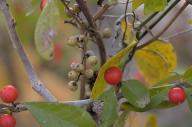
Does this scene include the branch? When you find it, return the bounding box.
[138,0,180,40]
[137,1,188,49]
[76,0,107,65]
[93,4,110,22]
[0,0,57,102]
[0,99,95,113]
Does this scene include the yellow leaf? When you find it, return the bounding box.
[135,40,177,86]
[132,0,144,10]
[187,19,192,25]
[145,114,158,127]
[120,18,136,45]
[91,41,137,99]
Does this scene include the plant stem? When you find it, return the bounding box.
[76,0,107,65]
[80,40,87,100]
[0,99,94,113]
[139,0,180,40]
[0,0,57,102]
[137,1,188,49]
[93,4,110,22]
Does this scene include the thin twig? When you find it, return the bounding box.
[0,99,94,113]
[139,0,180,40]
[80,35,87,100]
[93,4,110,22]
[0,0,57,102]
[137,1,188,49]
[61,0,84,28]
[164,28,192,40]
[76,0,107,65]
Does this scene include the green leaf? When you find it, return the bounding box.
[132,0,144,10]
[155,74,182,86]
[144,0,167,14]
[121,80,150,108]
[120,84,175,112]
[183,66,192,84]
[25,102,96,127]
[35,0,59,60]
[91,41,137,99]
[148,85,171,108]
[99,88,118,127]
[113,111,129,127]
[186,88,192,112]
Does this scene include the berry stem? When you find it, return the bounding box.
[0,0,57,102]
[80,35,87,100]
[75,0,107,65]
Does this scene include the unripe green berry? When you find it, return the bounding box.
[87,56,98,66]
[85,69,94,79]
[75,63,84,72]
[67,36,77,47]
[102,28,112,38]
[68,70,78,80]
[68,81,78,91]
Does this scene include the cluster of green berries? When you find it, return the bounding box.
[0,85,18,127]
[66,34,98,93]
[67,55,98,92]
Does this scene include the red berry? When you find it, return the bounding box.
[53,43,63,64]
[168,86,186,104]
[40,0,47,11]
[104,66,122,85]
[0,114,16,127]
[0,85,18,103]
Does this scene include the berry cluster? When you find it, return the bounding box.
[66,34,98,97]
[0,85,18,127]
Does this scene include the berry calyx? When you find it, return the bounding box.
[0,85,18,103]
[68,70,78,80]
[40,0,47,11]
[75,63,84,72]
[104,66,122,85]
[68,81,78,91]
[0,114,16,127]
[168,86,186,104]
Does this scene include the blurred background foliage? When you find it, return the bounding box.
[0,0,192,126]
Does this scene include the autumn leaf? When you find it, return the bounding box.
[145,114,158,127]
[120,17,136,45]
[135,40,177,86]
